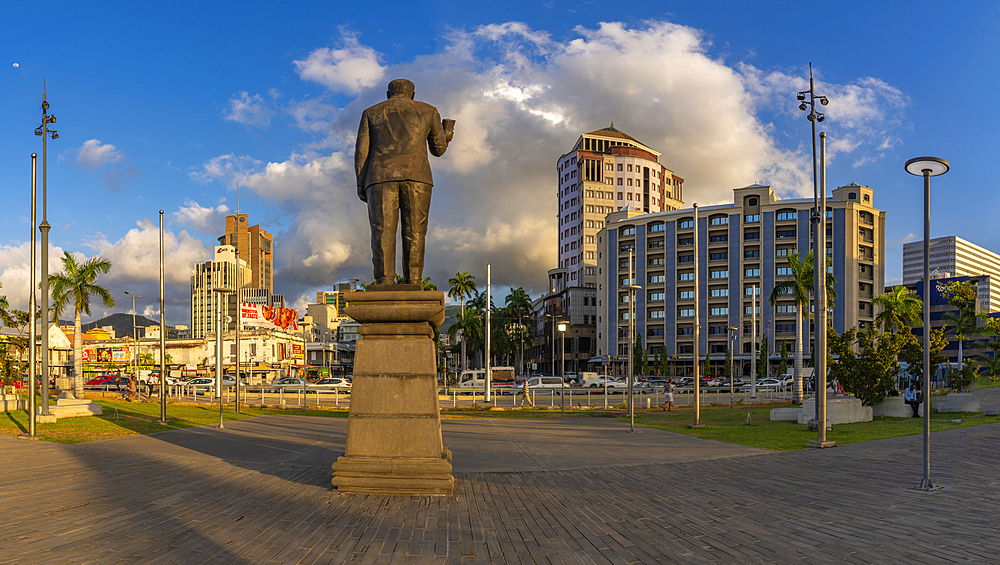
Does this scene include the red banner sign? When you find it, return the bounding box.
[239,303,298,331]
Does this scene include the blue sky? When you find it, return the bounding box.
[1,1,997,325]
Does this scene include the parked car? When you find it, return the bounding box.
[740,378,783,392]
[184,377,216,394]
[267,377,307,391]
[86,374,119,386]
[313,377,352,392]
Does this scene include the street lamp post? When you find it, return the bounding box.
[906,155,949,491]
[212,287,234,429]
[728,325,739,408]
[23,154,39,438]
[35,83,58,413]
[809,132,836,447]
[158,211,167,424]
[558,321,567,413]
[626,248,642,432]
[689,203,704,429]
[797,63,829,409]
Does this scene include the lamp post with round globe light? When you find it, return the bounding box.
[906,156,949,492]
[35,83,58,413]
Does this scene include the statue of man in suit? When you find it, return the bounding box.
[355,78,454,286]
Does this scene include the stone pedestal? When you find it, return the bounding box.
[331,287,455,496]
[798,396,872,425]
[936,392,981,413]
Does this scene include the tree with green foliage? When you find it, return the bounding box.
[632,333,648,377]
[768,250,837,403]
[49,252,115,398]
[828,325,907,406]
[898,326,949,388]
[938,279,980,385]
[658,351,670,377]
[723,348,732,379]
[777,340,789,377]
[447,272,477,372]
[873,285,923,332]
[757,335,769,380]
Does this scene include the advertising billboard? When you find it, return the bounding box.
[291,343,303,360]
[240,303,298,331]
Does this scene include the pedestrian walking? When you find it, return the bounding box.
[517,380,534,407]
[662,378,674,411]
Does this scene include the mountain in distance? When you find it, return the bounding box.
[76,312,160,339]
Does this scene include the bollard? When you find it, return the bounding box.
[261,387,265,405]
[453,391,457,408]
[646,397,650,409]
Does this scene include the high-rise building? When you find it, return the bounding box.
[902,235,1000,313]
[218,213,274,293]
[557,124,685,289]
[190,245,252,339]
[596,182,885,375]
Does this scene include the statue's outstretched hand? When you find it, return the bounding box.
[358,185,368,203]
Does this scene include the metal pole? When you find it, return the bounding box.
[560,324,565,413]
[26,154,38,437]
[921,170,932,488]
[628,250,634,432]
[159,211,167,423]
[814,132,831,446]
[39,88,52,413]
[691,203,703,428]
[751,284,757,398]
[485,264,491,403]
[235,247,241,414]
[215,290,224,429]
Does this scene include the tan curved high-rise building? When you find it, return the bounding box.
[556,124,684,288]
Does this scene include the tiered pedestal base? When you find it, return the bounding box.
[331,287,455,496]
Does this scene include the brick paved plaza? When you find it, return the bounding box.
[1,415,997,564]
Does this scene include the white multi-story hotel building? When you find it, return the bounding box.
[596,182,885,374]
[190,245,252,339]
[557,124,685,289]
[902,235,1000,313]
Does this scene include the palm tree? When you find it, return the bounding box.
[447,272,477,373]
[49,252,115,398]
[769,250,836,403]
[873,285,923,333]
[505,287,532,376]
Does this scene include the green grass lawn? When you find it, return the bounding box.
[622,400,1000,451]
[1,400,348,444]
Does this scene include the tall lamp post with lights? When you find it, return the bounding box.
[906,155,949,491]
[797,64,835,447]
[35,84,58,413]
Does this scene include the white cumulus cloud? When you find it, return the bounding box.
[195,20,908,302]
[224,91,274,128]
[293,30,385,94]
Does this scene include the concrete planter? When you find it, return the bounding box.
[872,395,924,418]
[798,396,871,425]
[935,392,981,413]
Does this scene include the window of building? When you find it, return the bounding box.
[586,236,594,243]
[744,214,761,223]
[710,287,728,298]
[649,223,665,233]
[745,267,760,277]
[775,247,795,257]
[648,239,664,249]
[864,194,870,203]
[710,269,728,279]
[745,248,760,259]
[650,291,665,301]
[748,197,758,207]
[678,327,694,336]
[710,251,728,261]
[627,164,633,172]
[620,244,634,253]
[620,226,635,236]
[849,192,857,200]
[648,328,664,337]
[710,216,729,226]
[776,229,796,239]
[679,219,694,229]
[627,192,633,200]
[678,272,694,281]
[744,230,760,241]
[744,306,761,315]
[620,276,635,286]
[649,274,665,283]
[710,307,729,316]
[775,211,797,221]
[649,310,665,319]
[585,251,594,259]
[678,254,694,263]
[678,236,694,246]
[618,191,623,199]
[776,267,792,276]
[679,345,694,354]
[617,164,623,171]
[678,290,694,299]
[709,234,728,243]
[775,304,797,314]
[679,308,694,318]
[711,344,727,353]
[648,257,665,267]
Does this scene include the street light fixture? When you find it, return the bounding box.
[906,155,949,491]
[212,286,235,429]
[558,321,567,413]
[36,82,58,414]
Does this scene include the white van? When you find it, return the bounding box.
[579,372,603,387]
[456,367,515,388]
[526,376,564,390]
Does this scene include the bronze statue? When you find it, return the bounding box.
[355,79,454,285]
